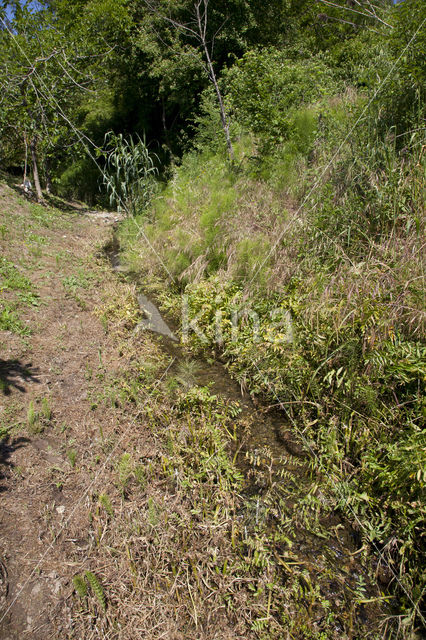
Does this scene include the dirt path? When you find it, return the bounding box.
[0,184,126,638]
[0,182,387,640]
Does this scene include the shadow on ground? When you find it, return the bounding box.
[0,434,30,492]
[6,179,93,214]
[0,359,40,395]
[43,193,94,213]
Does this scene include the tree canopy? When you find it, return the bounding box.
[0,0,423,199]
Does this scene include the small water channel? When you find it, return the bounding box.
[105,233,389,636]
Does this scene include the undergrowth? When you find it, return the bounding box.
[117,82,425,636]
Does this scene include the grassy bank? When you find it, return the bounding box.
[117,84,425,634]
[0,179,388,639]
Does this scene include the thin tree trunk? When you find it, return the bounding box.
[202,43,234,162]
[23,134,28,183]
[161,97,174,165]
[145,0,235,162]
[44,156,52,194]
[195,1,234,162]
[30,137,43,202]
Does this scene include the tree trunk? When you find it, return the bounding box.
[161,97,175,166]
[44,157,52,194]
[203,44,234,162]
[146,0,235,163]
[23,134,28,183]
[195,1,234,162]
[30,137,43,202]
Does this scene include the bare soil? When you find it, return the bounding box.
[0,183,126,638]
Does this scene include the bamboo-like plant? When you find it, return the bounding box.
[102,131,158,217]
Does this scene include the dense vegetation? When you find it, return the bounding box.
[1,0,425,636]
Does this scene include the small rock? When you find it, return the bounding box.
[56,505,65,515]
[276,426,307,458]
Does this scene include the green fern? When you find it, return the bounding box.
[72,574,87,598]
[85,570,106,611]
[367,337,426,386]
[98,493,114,516]
[41,397,52,421]
[27,400,37,427]
[117,452,132,489]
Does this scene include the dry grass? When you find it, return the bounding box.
[113,141,425,638]
[66,268,386,640]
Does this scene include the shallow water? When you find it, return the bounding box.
[105,234,388,635]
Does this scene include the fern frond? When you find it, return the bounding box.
[99,493,114,516]
[72,574,87,598]
[85,571,106,611]
[118,452,132,488]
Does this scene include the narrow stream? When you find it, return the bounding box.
[105,233,388,636]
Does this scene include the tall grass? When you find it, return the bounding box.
[118,85,426,634]
[102,132,158,216]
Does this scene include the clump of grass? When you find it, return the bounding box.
[95,281,141,333]
[26,396,53,433]
[62,269,95,309]
[0,305,31,336]
[41,397,51,421]
[174,359,200,389]
[98,493,114,517]
[0,255,39,329]
[0,224,8,240]
[27,400,37,427]
[233,235,272,289]
[0,256,32,292]
[67,448,77,468]
[28,202,59,228]
[62,269,93,294]
[17,291,41,307]
[117,452,132,492]
[134,464,146,488]
[27,400,43,433]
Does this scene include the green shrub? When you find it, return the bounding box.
[226,49,339,149]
